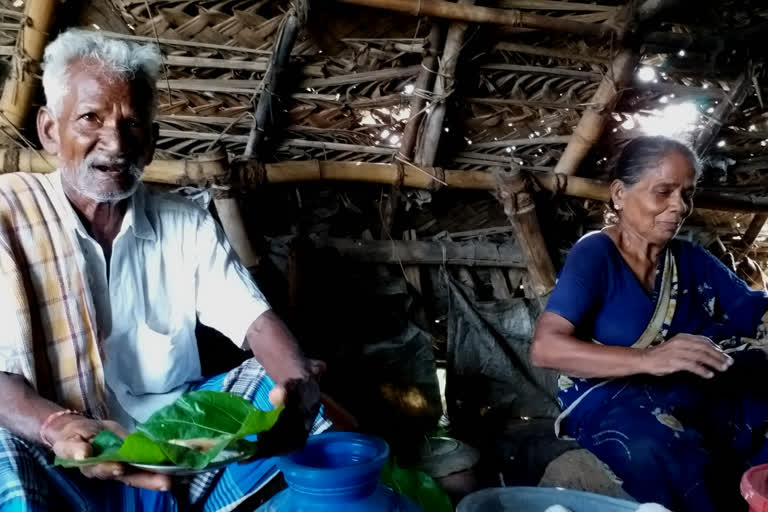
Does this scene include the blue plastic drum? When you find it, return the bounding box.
[257,432,422,512]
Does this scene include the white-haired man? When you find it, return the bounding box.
[0,29,330,511]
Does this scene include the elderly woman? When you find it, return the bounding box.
[532,136,768,512]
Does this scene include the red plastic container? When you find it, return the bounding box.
[742,464,768,512]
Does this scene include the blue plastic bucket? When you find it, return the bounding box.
[457,487,638,512]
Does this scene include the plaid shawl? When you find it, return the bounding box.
[0,172,107,418]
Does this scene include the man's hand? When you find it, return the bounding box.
[641,334,734,378]
[258,360,324,457]
[46,414,171,491]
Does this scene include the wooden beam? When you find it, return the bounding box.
[400,24,442,160]
[385,24,443,239]
[315,237,524,267]
[230,10,304,268]
[244,13,301,157]
[403,230,424,290]
[416,0,474,166]
[742,213,768,248]
[553,49,637,175]
[494,166,555,295]
[213,195,261,268]
[551,0,678,177]
[334,0,612,38]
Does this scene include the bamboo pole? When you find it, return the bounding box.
[494,166,556,295]
[6,152,768,214]
[406,8,466,319]
[400,24,442,161]
[383,24,443,239]
[0,149,230,184]
[551,0,684,177]
[213,195,261,267]
[234,7,303,268]
[416,0,474,166]
[334,0,611,38]
[0,0,56,133]
[402,229,430,326]
[742,213,768,248]
[244,12,301,157]
[553,49,637,176]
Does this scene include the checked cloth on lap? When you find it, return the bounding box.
[0,172,107,418]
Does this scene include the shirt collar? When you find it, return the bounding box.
[51,170,157,242]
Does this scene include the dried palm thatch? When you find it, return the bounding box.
[0,0,768,260]
[0,3,20,52]
[0,0,34,129]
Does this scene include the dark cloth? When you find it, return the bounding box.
[570,350,768,512]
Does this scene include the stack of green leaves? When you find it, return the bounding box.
[55,390,283,470]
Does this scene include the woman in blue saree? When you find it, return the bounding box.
[532,136,768,512]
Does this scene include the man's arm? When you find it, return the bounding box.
[0,372,171,490]
[245,311,310,384]
[244,311,325,454]
[0,372,63,442]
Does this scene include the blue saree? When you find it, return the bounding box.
[545,231,768,511]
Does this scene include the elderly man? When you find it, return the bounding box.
[0,29,330,511]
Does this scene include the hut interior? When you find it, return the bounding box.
[3,0,768,508]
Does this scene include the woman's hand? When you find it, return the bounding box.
[47,414,171,491]
[640,334,733,378]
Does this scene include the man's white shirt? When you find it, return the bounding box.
[51,172,270,429]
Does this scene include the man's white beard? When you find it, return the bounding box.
[64,154,144,203]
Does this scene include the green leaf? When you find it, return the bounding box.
[137,391,282,468]
[55,391,282,469]
[92,430,123,455]
[381,458,453,512]
[55,431,171,468]
[118,432,170,465]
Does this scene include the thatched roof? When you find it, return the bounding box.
[2,0,768,260]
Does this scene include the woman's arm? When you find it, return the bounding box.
[532,312,733,379]
[532,312,647,378]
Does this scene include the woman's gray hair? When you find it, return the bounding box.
[42,29,161,118]
[611,136,702,186]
